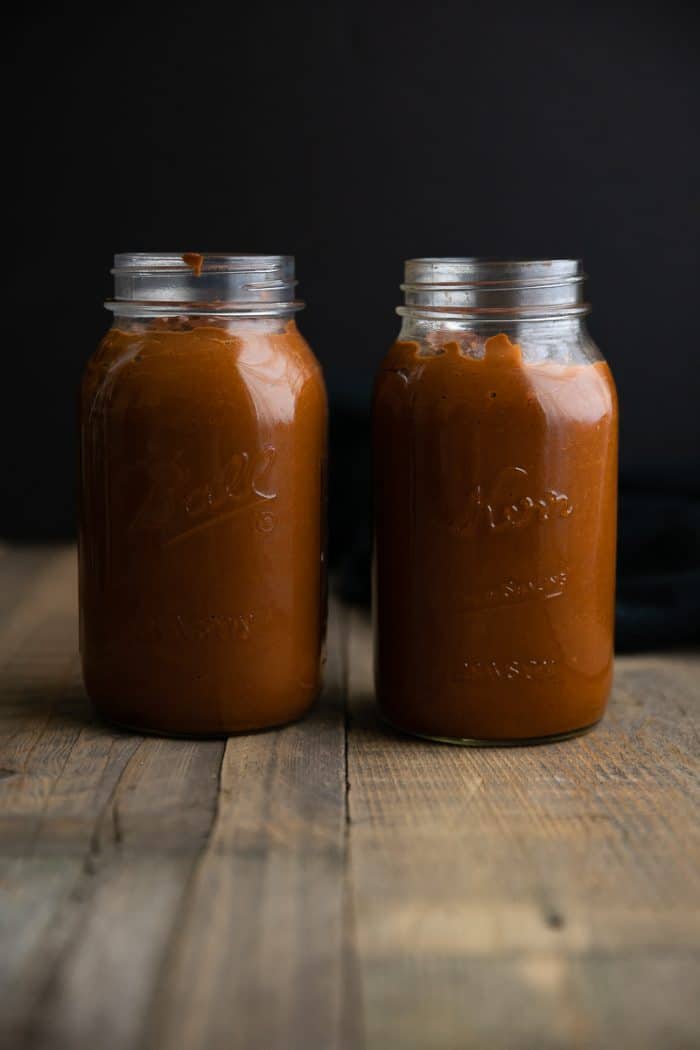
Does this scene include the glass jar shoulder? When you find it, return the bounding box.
[82,318,325,422]
[374,327,616,424]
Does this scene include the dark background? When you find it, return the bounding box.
[5,2,700,644]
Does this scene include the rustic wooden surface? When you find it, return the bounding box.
[0,546,699,1050]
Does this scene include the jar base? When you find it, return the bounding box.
[91,706,315,740]
[380,714,602,747]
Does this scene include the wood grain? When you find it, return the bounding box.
[0,548,699,1049]
[140,602,355,1050]
[0,552,356,1050]
[0,550,225,1050]
[346,609,700,1050]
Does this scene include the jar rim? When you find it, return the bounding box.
[400,257,588,318]
[405,256,580,265]
[111,252,293,275]
[404,258,583,283]
[107,252,303,315]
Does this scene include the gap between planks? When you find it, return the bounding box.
[0,547,362,1050]
[2,549,699,1050]
[344,607,700,1050]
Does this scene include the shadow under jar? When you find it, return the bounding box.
[79,253,327,735]
[373,259,618,744]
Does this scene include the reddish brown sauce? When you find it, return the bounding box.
[79,318,327,734]
[373,333,618,742]
[181,251,204,276]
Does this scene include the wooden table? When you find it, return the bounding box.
[1,546,699,1050]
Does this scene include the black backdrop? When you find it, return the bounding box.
[5,2,700,642]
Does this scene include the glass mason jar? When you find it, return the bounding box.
[79,253,327,735]
[373,259,618,744]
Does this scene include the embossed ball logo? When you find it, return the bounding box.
[121,445,278,546]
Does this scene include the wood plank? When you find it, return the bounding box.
[0,549,226,1050]
[346,609,700,1050]
[140,601,356,1050]
[2,741,225,1050]
[0,553,357,1050]
[2,544,698,1049]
